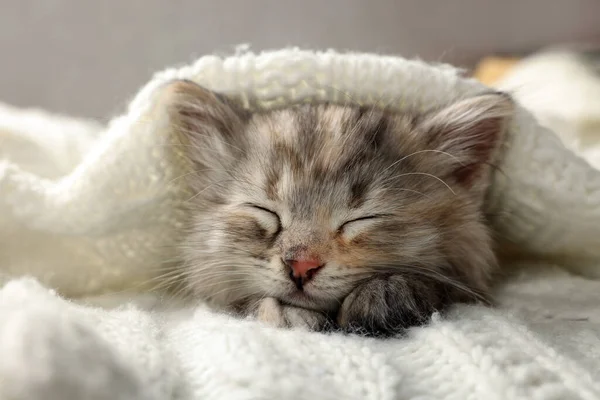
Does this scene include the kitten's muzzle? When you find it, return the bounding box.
[283,257,324,290]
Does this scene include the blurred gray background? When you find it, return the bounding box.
[1,1,599,119]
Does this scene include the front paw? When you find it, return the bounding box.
[253,297,328,331]
[337,274,444,337]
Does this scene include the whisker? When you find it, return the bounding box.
[184,179,233,202]
[397,149,464,165]
[394,188,432,200]
[383,172,456,195]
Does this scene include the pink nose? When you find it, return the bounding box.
[284,258,323,289]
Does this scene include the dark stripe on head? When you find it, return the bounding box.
[296,105,318,152]
[272,142,304,173]
[357,108,388,150]
[368,114,388,149]
[349,179,369,208]
[265,165,280,200]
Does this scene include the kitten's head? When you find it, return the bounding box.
[164,80,514,312]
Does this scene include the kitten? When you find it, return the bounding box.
[163,80,514,336]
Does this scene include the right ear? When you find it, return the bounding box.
[161,79,249,174]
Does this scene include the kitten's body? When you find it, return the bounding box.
[164,81,514,336]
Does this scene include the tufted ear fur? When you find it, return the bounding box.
[161,79,250,187]
[417,92,515,192]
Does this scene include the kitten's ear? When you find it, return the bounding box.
[161,79,249,170]
[418,93,514,188]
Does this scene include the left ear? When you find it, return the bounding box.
[418,92,515,189]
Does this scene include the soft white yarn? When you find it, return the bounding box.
[1,48,600,399]
[2,268,600,400]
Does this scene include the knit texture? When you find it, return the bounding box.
[1,48,600,399]
[1,267,599,400]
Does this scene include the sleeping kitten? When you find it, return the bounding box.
[164,80,514,336]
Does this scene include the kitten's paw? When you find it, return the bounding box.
[254,297,328,331]
[337,274,443,337]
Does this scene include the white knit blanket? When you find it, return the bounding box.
[1,49,600,399]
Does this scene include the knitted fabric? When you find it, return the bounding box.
[1,48,600,399]
[1,268,599,400]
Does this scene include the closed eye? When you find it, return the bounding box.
[244,203,282,236]
[337,215,383,235]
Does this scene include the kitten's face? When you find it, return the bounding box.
[165,81,513,314]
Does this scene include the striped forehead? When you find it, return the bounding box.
[250,104,378,156]
[248,105,395,208]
